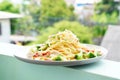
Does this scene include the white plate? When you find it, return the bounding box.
[14,44,108,66]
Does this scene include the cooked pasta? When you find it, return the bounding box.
[28,30,102,61]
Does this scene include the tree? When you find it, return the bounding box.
[40,0,75,27]
[95,0,119,15]
[32,20,93,44]
[92,0,119,24]
[17,0,41,35]
[0,0,20,34]
[18,0,75,35]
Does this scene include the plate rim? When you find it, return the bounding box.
[14,43,108,66]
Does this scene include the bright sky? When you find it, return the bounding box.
[0,0,23,4]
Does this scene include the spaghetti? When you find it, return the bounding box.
[28,30,102,61]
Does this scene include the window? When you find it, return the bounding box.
[0,23,1,35]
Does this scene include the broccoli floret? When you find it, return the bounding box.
[53,56,62,61]
[88,52,96,58]
[75,54,83,60]
[36,46,41,51]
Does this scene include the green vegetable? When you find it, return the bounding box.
[41,43,49,51]
[82,52,88,59]
[36,46,41,51]
[75,54,83,60]
[53,56,62,61]
[88,52,96,58]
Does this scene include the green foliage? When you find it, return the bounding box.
[92,26,107,37]
[16,16,33,35]
[93,0,119,24]
[92,12,118,24]
[40,0,74,19]
[0,0,19,13]
[26,1,41,31]
[95,0,119,15]
[17,0,41,35]
[40,0,75,27]
[19,0,75,35]
[32,21,93,44]
[0,0,20,34]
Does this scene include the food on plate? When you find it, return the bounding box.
[27,30,102,61]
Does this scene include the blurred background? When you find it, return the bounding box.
[0,0,120,46]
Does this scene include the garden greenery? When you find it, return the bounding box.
[32,20,93,44]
